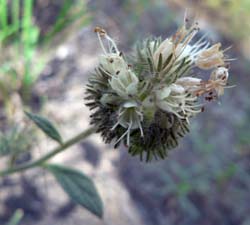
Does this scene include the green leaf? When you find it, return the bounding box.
[162,53,173,69]
[11,0,20,29]
[25,111,62,144]
[157,53,163,72]
[0,0,8,30]
[147,57,154,73]
[45,164,103,218]
[6,209,24,225]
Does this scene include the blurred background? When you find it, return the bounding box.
[0,0,250,224]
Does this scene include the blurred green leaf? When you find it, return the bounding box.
[21,0,40,86]
[22,0,33,32]
[177,182,191,196]
[0,0,8,29]
[0,0,8,42]
[0,126,34,158]
[11,0,20,29]
[216,164,237,184]
[25,111,63,144]
[6,209,23,225]
[45,164,103,218]
[43,0,90,44]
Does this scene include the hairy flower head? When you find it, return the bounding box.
[86,23,233,161]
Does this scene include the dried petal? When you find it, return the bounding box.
[196,43,225,70]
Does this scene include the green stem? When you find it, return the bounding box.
[0,127,96,177]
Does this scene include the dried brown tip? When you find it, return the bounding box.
[184,9,198,29]
[94,26,106,36]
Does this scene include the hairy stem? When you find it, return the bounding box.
[0,127,96,177]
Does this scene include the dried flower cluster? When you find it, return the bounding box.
[86,21,232,161]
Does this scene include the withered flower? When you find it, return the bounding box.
[196,43,225,70]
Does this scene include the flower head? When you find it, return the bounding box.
[86,22,233,161]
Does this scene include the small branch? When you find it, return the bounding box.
[0,127,96,177]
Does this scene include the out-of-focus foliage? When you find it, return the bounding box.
[0,125,35,161]
[203,0,250,40]
[0,0,41,104]
[0,110,103,219]
[0,0,90,107]
[5,209,23,225]
[42,0,91,44]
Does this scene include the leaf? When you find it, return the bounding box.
[25,111,62,144]
[6,209,24,225]
[147,57,154,73]
[0,0,8,31]
[45,164,103,218]
[157,53,163,71]
[11,0,20,29]
[162,53,173,69]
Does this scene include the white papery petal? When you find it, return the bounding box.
[153,39,173,66]
[176,77,202,85]
[123,101,138,108]
[109,70,139,98]
[99,54,128,75]
[170,84,185,94]
[156,86,171,100]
